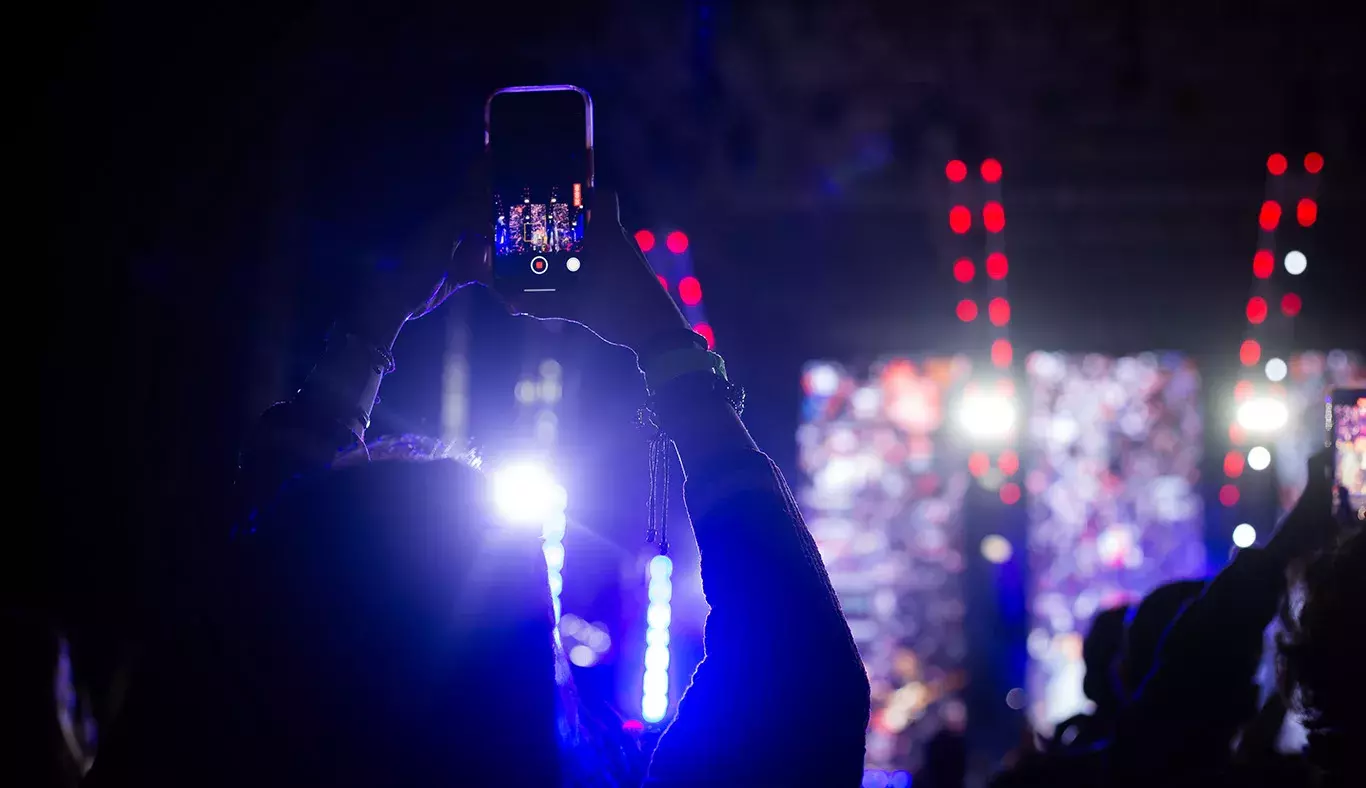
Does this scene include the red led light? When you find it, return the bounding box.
[1000,482,1021,506]
[1252,250,1274,278]
[1267,154,1287,176]
[956,299,979,322]
[678,276,703,306]
[981,158,1003,183]
[1246,296,1268,324]
[692,322,715,349]
[1219,484,1240,507]
[1296,198,1317,227]
[635,229,656,252]
[946,160,968,182]
[998,450,1020,477]
[1229,423,1246,445]
[991,339,1013,368]
[657,274,669,290]
[949,206,972,234]
[1280,292,1302,317]
[953,258,975,283]
[988,297,1011,326]
[1240,339,1261,366]
[665,231,689,254]
[1224,450,1245,478]
[983,201,1006,233]
[1233,380,1254,401]
[1304,152,1323,174]
[1259,201,1281,231]
[968,452,989,477]
[985,252,1008,279]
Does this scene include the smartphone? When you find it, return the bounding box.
[1326,388,1366,521]
[485,85,594,293]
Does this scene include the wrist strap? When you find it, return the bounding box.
[641,347,727,393]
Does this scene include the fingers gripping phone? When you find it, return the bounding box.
[1326,388,1366,522]
[485,85,594,293]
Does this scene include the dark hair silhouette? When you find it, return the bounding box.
[1121,579,1207,697]
[1082,604,1129,714]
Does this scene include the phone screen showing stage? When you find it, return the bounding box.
[488,88,591,292]
[1332,394,1366,521]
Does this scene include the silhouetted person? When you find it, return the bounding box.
[86,192,870,787]
[1048,604,1129,752]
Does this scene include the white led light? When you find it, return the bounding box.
[957,392,1017,440]
[980,534,1014,564]
[1284,250,1307,275]
[1232,523,1257,548]
[1265,358,1287,382]
[1247,446,1271,471]
[1236,397,1289,432]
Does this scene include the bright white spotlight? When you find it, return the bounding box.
[1265,358,1287,382]
[1247,446,1271,471]
[957,392,1017,440]
[1236,396,1288,432]
[1232,523,1257,548]
[490,461,567,526]
[980,534,1014,564]
[1284,250,1307,275]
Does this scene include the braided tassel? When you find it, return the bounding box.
[646,431,670,555]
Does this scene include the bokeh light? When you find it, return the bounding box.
[998,450,1020,476]
[657,274,669,290]
[1258,201,1281,231]
[986,252,1009,279]
[678,276,703,305]
[692,322,716,349]
[946,160,967,182]
[988,298,1011,326]
[1284,250,1307,276]
[1252,250,1274,279]
[1280,292,1302,317]
[981,534,1013,562]
[665,231,689,254]
[991,339,1013,368]
[1266,154,1287,175]
[953,258,975,283]
[491,462,567,527]
[981,158,1003,183]
[949,206,972,234]
[1224,450,1245,478]
[1304,152,1323,174]
[956,299,978,322]
[1265,358,1287,382]
[983,201,1006,233]
[1246,296,1267,324]
[957,391,1017,440]
[1237,396,1289,432]
[1240,340,1261,366]
[1232,523,1257,548]
[1219,484,1240,507]
[1247,446,1271,471]
[634,229,656,252]
[1296,198,1317,227]
[969,451,990,477]
[1233,380,1254,401]
[999,482,1021,505]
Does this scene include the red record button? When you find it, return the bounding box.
[530,256,549,275]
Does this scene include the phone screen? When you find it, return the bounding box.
[487,86,592,292]
[1330,391,1366,521]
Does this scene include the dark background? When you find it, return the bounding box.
[37,0,1364,776]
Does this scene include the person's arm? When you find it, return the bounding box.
[636,373,870,787]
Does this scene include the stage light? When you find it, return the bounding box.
[986,252,1008,279]
[1284,250,1307,275]
[1280,292,1302,317]
[957,391,1017,440]
[1236,396,1288,432]
[988,297,1011,326]
[1232,523,1257,548]
[1267,154,1287,175]
[1000,482,1022,506]
[950,206,972,233]
[1259,201,1281,231]
[1247,446,1271,471]
[981,534,1013,564]
[968,451,990,477]
[1265,357,1287,382]
[1246,296,1268,324]
[693,322,716,349]
[635,229,656,252]
[665,231,689,254]
[1304,152,1323,174]
[983,201,1006,233]
[569,645,598,667]
[998,449,1020,476]
[1220,484,1240,507]
[491,461,567,527]
[991,339,1013,368]
[807,363,841,396]
[953,258,975,282]
[981,158,1003,183]
[1296,199,1317,227]
[1224,450,1245,478]
[956,299,978,322]
[678,276,703,305]
[1252,250,1274,278]
[946,160,967,182]
[1240,339,1261,367]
